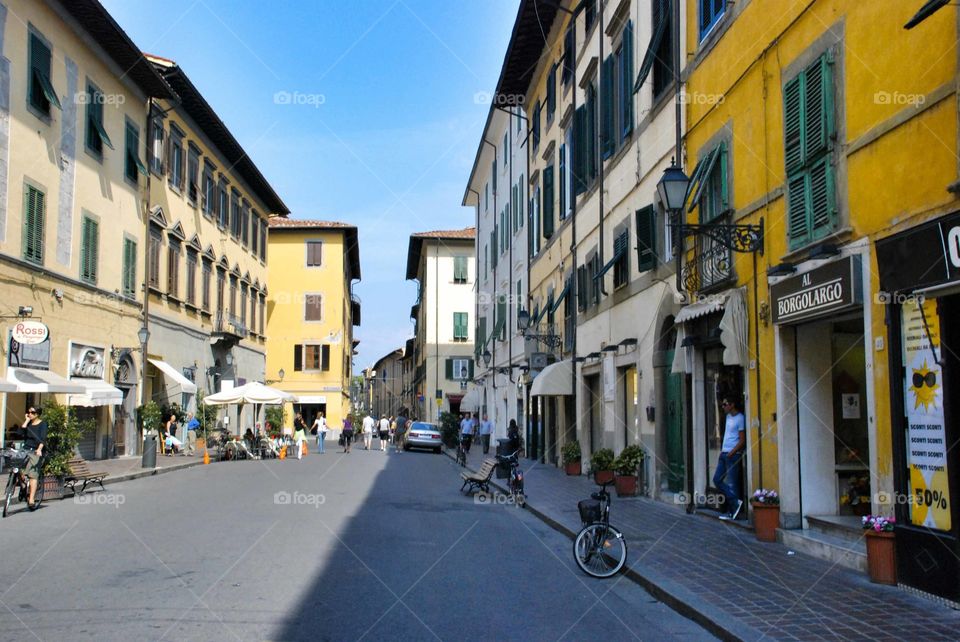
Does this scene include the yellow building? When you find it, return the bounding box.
[0,0,174,458]
[142,55,288,435]
[679,0,960,597]
[265,219,360,436]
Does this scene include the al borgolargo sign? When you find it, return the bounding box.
[771,255,862,325]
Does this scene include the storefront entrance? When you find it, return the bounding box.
[664,350,684,492]
[701,345,744,512]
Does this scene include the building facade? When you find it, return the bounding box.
[143,55,288,437]
[265,219,360,435]
[406,228,476,422]
[463,103,529,441]
[369,348,404,418]
[0,0,174,459]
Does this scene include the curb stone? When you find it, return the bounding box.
[445,448,761,642]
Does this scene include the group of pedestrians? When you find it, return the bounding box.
[161,412,200,456]
[458,412,494,454]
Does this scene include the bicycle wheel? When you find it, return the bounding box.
[573,523,627,578]
[28,476,45,511]
[2,476,15,518]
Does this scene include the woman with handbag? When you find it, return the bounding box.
[293,412,307,460]
[312,412,327,454]
[341,416,354,453]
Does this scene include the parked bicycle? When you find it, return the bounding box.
[496,449,525,507]
[455,434,468,467]
[2,449,46,518]
[573,479,627,578]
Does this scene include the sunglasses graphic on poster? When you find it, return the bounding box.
[902,298,950,531]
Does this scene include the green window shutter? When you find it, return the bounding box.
[123,238,137,297]
[809,157,837,240]
[600,56,615,159]
[783,75,804,173]
[445,358,454,380]
[512,185,518,232]
[321,345,330,371]
[804,54,833,161]
[621,20,634,139]
[543,165,555,239]
[635,206,656,272]
[22,185,45,265]
[786,173,810,248]
[573,106,588,194]
[80,217,98,283]
[467,359,474,379]
[586,85,598,179]
[491,160,497,194]
[559,146,566,218]
[635,10,666,92]
[497,296,507,339]
[528,195,535,257]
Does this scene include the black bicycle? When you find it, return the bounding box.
[455,434,468,467]
[573,480,627,578]
[2,449,46,518]
[496,449,525,507]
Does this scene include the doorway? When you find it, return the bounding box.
[585,374,602,453]
[702,346,744,511]
[665,349,684,492]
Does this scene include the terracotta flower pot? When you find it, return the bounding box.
[751,502,780,542]
[865,531,897,585]
[615,475,637,497]
[593,470,614,485]
[564,461,581,476]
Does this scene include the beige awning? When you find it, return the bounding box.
[531,360,573,396]
[6,368,87,394]
[0,380,15,393]
[148,359,198,394]
[67,379,124,407]
[674,297,726,324]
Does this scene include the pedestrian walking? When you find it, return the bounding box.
[479,412,494,454]
[362,413,375,450]
[378,415,390,451]
[393,412,407,453]
[312,412,327,454]
[185,411,200,456]
[293,412,307,460]
[716,397,746,521]
[341,416,354,453]
[163,413,183,455]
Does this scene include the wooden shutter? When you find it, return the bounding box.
[621,20,634,138]
[543,165,555,239]
[23,185,45,264]
[635,206,656,272]
[81,217,98,283]
[783,75,804,173]
[445,358,454,380]
[294,345,303,371]
[573,106,587,195]
[601,55,615,159]
[804,54,833,160]
[786,174,809,247]
[809,157,836,239]
[321,344,330,371]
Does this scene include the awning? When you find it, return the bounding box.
[148,359,198,394]
[671,326,693,374]
[0,380,15,393]
[719,287,748,366]
[6,368,86,394]
[674,296,726,324]
[460,386,482,412]
[531,360,573,396]
[68,379,124,407]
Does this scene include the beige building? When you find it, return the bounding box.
[141,55,288,436]
[0,0,174,458]
[369,347,404,418]
[406,228,476,422]
[265,219,360,435]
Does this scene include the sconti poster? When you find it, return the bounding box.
[902,298,950,531]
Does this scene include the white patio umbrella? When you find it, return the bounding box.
[202,382,298,432]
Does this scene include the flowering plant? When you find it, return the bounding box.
[750,488,780,505]
[862,515,895,533]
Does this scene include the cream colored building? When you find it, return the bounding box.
[406,228,476,422]
[369,347,404,418]
[142,55,288,436]
[265,219,360,435]
[0,0,174,458]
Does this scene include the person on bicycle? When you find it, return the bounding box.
[460,413,475,454]
[21,406,47,508]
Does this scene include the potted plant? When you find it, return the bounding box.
[40,400,95,499]
[613,445,645,496]
[862,515,897,585]
[750,489,781,542]
[561,440,582,476]
[590,448,615,484]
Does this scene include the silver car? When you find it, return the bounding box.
[402,421,443,453]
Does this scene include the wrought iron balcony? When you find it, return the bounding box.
[212,312,246,345]
[676,218,763,295]
[680,237,734,293]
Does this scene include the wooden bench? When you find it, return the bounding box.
[64,456,109,496]
[460,458,497,495]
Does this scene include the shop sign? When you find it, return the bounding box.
[8,332,51,369]
[11,320,48,345]
[877,210,960,294]
[771,256,862,324]
[902,298,950,531]
[69,343,105,379]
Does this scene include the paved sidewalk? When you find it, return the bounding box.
[90,452,206,487]
[451,446,960,641]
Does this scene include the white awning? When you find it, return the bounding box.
[674,297,726,324]
[531,360,573,396]
[148,359,198,394]
[460,386,482,412]
[671,326,692,374]
[67,379,124,407]
[0,380,15,393]
[719,287,748,366]
[6,368,87,394]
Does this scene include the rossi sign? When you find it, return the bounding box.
[11,320,49,345]
[771,256,862,324]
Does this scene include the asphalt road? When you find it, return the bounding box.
[0,445,710,641]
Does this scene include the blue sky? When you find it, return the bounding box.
[101,0,518,369]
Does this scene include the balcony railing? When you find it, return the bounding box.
[213,312,247,340]
[680,236,734,294]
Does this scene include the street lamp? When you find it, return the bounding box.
[656,162,690,214]
[137,326,150,348]
[482,349,492,367]
[517,308,530,331]
[278,368,285,382]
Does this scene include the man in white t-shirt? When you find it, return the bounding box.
[362,414,376,450]
[378,415,391,451]
[715,398,746,521]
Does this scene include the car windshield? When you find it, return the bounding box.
[410,423,437,432]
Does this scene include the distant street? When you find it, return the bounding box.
[0,448,709,641]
